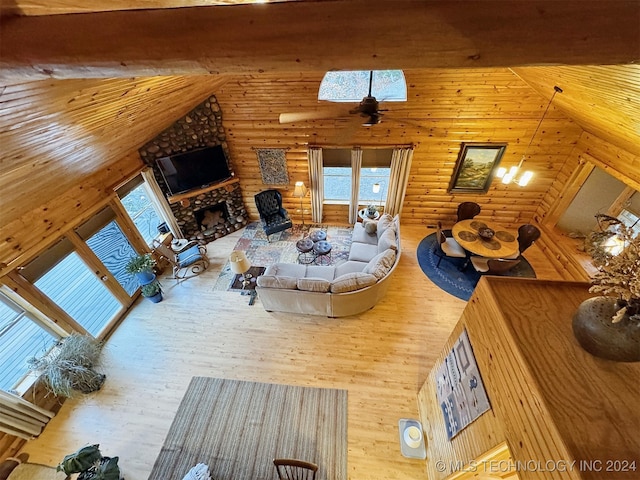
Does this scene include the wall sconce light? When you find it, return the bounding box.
[293,181,308,225]
[496,85,563,187]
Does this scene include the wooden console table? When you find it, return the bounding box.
[418,277,640,480]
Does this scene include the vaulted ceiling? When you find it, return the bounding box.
[1,1,639,226]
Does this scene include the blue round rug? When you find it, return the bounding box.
[416,233,536,301]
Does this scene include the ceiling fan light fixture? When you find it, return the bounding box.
[362,114,381,127]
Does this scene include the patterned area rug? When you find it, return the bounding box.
[417,233,536,301]
[213,222,353,291]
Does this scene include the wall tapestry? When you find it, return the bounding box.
[256,148,289,185]
[435,328,491,440]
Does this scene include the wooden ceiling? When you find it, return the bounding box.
[1,1,639,228]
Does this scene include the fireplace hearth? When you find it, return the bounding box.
[195,203,229,235]
[169,180,248,243]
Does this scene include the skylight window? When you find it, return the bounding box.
[318,70,407,102]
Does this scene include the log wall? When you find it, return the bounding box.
[215,69,584,227]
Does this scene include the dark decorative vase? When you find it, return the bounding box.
[572,296,640,362]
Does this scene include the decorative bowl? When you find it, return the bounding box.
[478,227,495,240]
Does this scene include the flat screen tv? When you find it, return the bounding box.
[156,145,232,196]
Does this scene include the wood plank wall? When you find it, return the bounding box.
[216,68,583,227]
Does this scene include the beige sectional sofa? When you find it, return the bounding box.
[255,214,401,317]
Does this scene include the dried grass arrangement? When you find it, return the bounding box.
[27,333,106,398]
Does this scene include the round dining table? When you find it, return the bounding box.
[452,219,519,258]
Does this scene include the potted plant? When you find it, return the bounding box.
[573,221,640,362]
[57,444,122,480]
[27,333,106,398]
[124,253,156,284]
[141,279,163,303]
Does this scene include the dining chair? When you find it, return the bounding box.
[471,257,521,275]
[273,458,318,480]
[517,224,541,253]
[456,202,481,222]
[434,221,467,268]
[505,224,541,259]
[152,239,209,282]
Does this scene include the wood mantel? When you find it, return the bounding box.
[418,277,640,480]
[167,177,239,204]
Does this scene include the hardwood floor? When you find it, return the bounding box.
[20,225,564,480]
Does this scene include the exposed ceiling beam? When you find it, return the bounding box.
[1,0,639,81]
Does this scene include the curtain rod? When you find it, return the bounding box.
[308,143,414,149]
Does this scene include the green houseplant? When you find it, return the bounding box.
[124,253,156,284]
[141,279,163,303]
[27,333,106,398]
[57,444,122,480]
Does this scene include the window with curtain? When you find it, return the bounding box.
[322,148,392,206]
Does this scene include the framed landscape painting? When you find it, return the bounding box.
[448,143,507,193]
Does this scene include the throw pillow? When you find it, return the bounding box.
[297,277,331,293]
[364,221,377,235]
[378,226,398,253]
[376,213,394,240]
[330,272,377,293]
[363,249,397,280]
[256,275,298,289]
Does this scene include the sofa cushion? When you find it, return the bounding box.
[264,262,306,278]
[378,226,398,254]
[330,272,378,293]
[335,260,368,277]
[351,222,378,246]
[297,277,331,293]
[305,265,336,282]
[376,213,394,240]
[256,275,298,289]
[363,249,397,280]
[348,242,379,263]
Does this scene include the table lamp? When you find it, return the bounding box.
[293,181,308,225]
[229,251,252,289]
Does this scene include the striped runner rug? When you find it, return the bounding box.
[148,377,348,480]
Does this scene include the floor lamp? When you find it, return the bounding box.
[293,181,308,225]
[372,182,384,209]
[229,250,252,289]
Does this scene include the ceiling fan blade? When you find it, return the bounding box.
[279,106,352,124]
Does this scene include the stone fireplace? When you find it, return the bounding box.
[169,180,247,242]
[138,94,249,243]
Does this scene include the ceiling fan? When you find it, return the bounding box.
[279,71,387,127]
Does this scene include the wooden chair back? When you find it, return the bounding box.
[456,202,481,222]
[273,459,318,480]
[517,224,541,253]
